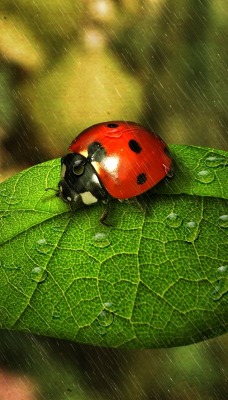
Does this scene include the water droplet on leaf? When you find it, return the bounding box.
[218,215,228,228]
[103,301,113,309]
[31,267,48,283]
[185,221,200,243]
[211,265,228,301]
[93,308,114,335]
[195,170,215,184]
[37,238,47,245]
[52,311,61,319]
[103,301,117,313]
[165,213,182,228]
[93,232,110,248]
[205,154,227,168]
[36,238,51,254]
[97,310,114,327]
[217,266,228,274]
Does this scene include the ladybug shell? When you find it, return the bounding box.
[69,121,172,199]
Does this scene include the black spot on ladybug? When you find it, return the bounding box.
[107,123,118,128]
[88,141,106,162]
[128,139,142,154]
[137,173,147,185]
[164,146,172,158]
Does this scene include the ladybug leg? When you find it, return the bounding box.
[163,167,175,186]
[100,200,111,226]
[166,167,175,179]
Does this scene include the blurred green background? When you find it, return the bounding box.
[0,0,227,398]
[0,0,227,175]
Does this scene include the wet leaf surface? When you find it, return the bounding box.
[0,145,227,348]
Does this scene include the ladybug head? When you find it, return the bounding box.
[58,153,108,206]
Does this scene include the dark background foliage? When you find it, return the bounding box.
[0,0,227,399]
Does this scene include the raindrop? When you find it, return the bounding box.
[94,232,106,240]
[93,232,110,248]
[36,238,51,254]
[205,154,227,168]
[93,307,115,336]
[211,265,228,301]
[37,238,47,245]
[218,215,228,228]
[195,170,215,184]
[165,212,182,228]
[31,267,48,283]
[103,301,113,309]
[185,221,200,243]
[93,325,108,336]
[97,309,114,327]
[52,311,61,319]
[217,265,228,274]
[103,301,117,313]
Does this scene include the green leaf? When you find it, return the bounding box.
[0,145,227,348]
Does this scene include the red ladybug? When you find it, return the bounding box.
[57,121,172,223]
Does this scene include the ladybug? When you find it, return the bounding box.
[56,121,172,224]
